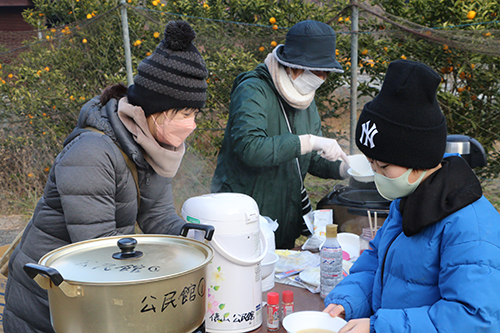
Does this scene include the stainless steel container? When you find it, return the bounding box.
[24,224,214,333]
[445,134,487,168]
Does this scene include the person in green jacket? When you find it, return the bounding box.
[211,20,349,249]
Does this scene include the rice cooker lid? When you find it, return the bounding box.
[338,189,390,209]
[181,193,259,223]
[38,234,213,284]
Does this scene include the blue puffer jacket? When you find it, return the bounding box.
[326,157,500,332]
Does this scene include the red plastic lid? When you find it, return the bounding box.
[282,290,294,303]
[267,292,279,305]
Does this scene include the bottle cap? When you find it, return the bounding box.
[267,292,279,305]
[326,224,338,238]
[282,290,294,303]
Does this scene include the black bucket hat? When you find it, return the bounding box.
[355,60,447,169]
[274,20,343,73]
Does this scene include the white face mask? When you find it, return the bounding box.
[374,168,427,201]
[288,69,325,95]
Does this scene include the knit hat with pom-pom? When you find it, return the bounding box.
[127,20,208,115]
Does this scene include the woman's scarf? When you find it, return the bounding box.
[264,51,315,110]
[117,97,184,178]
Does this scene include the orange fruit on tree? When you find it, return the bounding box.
[457,87,465,93]
[270,41,277,47]
[259,46,265,52]
[484,32,491,37]
[272,24,278,30]
[361,49,368,55]
[467,10,476,19]
[269,17,276,24]
[442,44,449,50]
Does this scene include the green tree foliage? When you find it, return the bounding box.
[0,0,498,214]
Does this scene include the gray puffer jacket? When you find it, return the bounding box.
[3,97,185,333]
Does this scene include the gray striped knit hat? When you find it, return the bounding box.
[127,21,208,116]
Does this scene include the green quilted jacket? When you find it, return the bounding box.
[212,63,343,249]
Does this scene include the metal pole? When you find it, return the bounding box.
[120,0,134,86]
[349,0,359,155]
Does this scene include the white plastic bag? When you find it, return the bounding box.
[259,215,278,252]
[301,210,333,251]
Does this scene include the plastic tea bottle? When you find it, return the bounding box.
[267,292,280,331]
[281,290,294,319]
[320,224,343,299]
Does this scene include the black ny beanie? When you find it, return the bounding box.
[127,21,208,116]
[355,60,447,169]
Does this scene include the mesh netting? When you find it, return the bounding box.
[359,2,500,57]
[0,2,499,215]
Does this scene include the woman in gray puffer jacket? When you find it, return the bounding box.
[3,20,208,333]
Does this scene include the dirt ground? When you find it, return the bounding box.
[0,215,27,247]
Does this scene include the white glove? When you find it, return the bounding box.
[310,135,348,163]
[340,160,350,178]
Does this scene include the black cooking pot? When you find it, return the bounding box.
[317,185,390,235]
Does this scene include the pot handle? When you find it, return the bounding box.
[180,223,215,241]
[24,263,64,286]
[210,230,268,266]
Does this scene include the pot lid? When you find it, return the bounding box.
[38,234,213,285]
[338,189,390,208]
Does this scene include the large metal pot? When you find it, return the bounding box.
[24,224,214,333]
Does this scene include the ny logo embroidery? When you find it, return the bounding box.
[359,120,378,148]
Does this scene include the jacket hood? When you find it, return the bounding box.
[64,96,149,169]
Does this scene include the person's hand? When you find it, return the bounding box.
[323,303,346,319]
[310,136,348,163]
[340,160,350,178]
[338,318,370,333]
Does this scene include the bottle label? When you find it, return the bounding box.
[282,304,294,318]
[267,304,279,331]
[320,245,343,299]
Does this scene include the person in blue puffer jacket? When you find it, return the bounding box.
[323,59,500,333]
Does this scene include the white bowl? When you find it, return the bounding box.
[337,232,361,261]
[347,154,374,183]
[348,168,374,183]
[347,154,372,175]
[282,311,347,333]
[347,154,373,175]
[261,251,279,279]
